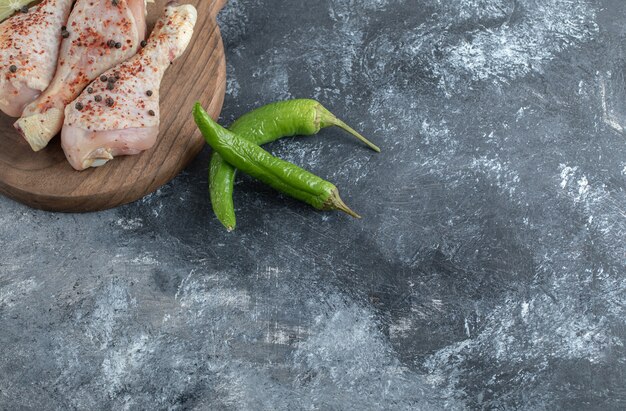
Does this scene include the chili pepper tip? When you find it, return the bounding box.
[193,103,216,147]
[193,102,203,116]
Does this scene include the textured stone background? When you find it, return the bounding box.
[1,0,625,409]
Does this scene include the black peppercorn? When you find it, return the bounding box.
[140,40,147,48]
[148,110,155,116]
[106,82,115,90]
[20,5,28,13]
[115,42,122,49]
[75,102,84,111]
[94,95,102,102]
[61,30,70,39]
[146,90,153,97]
[87,87,94,94]
[106,97,114,107]
[9,65,17,73]
[100,75,107,82]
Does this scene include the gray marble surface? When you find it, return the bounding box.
[1,0,625,409]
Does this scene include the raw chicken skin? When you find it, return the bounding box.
[62,2,197,171]
[0,0,73,117]
[15,0,147,152]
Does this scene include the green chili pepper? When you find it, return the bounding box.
[193,103,361,223]
[209,99,379,230]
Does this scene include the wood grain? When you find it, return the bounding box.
[0,0,227,212]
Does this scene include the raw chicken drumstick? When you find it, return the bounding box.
[15,0,147,152]
[0,0,73,117]
[62,2,197,171]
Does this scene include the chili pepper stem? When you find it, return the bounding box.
[326,188,361,219]
[336,120,381,153]
[317,106,381,153]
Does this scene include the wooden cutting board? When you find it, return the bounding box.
[0,0,226,212]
